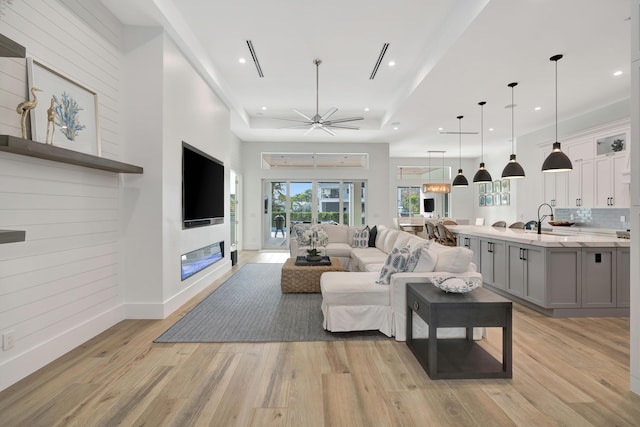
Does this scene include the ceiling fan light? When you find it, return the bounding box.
[542,142,573,172]
[502,154,525,178]
[473,162,493,183]
[452,169,469,187]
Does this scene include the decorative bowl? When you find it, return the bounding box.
[430,276,481,293]
[548,221,575,227]
[306,255,322,262]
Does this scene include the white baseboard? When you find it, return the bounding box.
[0,305,125,392]
[124,260,232,319]
[632,374,640,396]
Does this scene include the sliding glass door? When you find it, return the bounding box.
[262,179,367,249]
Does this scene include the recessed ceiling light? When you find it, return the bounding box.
[393,126,399,130]
[534,106,541,111]
[364,107,370,112]
[239,58,246,64]
[438,127,443,131]
[261,106,267,110]
[489,128,494,131]
[614,70,623,76]
[388,60,396,67]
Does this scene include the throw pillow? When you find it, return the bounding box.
[412,245,438,272]
[433,247,473,273]
[405,244,422,272]
[368,225,378,247]
[376,246,411,285]
[352,226,370,248]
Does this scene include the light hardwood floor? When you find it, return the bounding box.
[1,250,639,426]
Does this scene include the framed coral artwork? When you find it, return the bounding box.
[27,58,100,156]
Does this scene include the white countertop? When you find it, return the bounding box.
[447,225,630,248]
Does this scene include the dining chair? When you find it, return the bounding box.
[509,221,525,229]
[436,223,457,246]
[492,221,507,227]
[442,220,458,225]
[425,221,437,240]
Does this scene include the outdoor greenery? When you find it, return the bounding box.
[398,187,420,216]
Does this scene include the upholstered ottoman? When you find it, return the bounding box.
[320,271,392,336]
[280,257,344,293]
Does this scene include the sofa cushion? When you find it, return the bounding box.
[392,232,412,251]
[375,228,390,251]
[383,230,400,253]
[352,226,369,248]
[376,246,411,285]
[325,242,353,258]
[322,224,349,244]
[368,225,378,247]
[412,245,438,272]
[434,247,473,273]
[321,272,389,306]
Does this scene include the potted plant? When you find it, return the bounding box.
[302,227,328,262]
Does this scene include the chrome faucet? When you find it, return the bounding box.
[537,203,554,235]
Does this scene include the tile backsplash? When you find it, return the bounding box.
[554,208,630,230]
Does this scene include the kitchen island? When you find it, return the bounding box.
[447,225,630,317]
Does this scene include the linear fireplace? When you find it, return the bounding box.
[181,241,224,280]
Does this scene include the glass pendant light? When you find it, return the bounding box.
[542,54,573,172]
[452,115,469,187]
[473,101,492,183]
[502,82,525,178]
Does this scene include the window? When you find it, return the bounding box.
[397,186,421,217]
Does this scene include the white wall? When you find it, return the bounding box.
[0,0,126,390]
[241,142,389,250]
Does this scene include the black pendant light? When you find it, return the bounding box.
[542,54,573,172]
[502,82,525,178]
[452,115,469,187]
[473,101,492,183]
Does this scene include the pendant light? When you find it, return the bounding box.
[542,54,573,172]
[452,115,469,187]
[502,82,525,178]
[473,101,492,183]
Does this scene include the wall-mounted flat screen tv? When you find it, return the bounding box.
[182,142,225,228]
[423,198,435,212]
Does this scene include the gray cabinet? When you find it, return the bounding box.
[545,248,581,309]
[506,243,545,305]
[581,248,617,308]
[458,234,480,269]
[479,238,506,290]
[616,247,630,307]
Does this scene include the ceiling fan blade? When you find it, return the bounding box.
[326,124,360,130]
[292,109,312,121]
[319,126,336,136]
[269,117,313,124]
[323,116,364,125]
[320,107,338,121]
[280,124,314,129]
[303,126,316,136]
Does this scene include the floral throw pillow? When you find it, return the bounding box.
[376,246,411,285]
[352,226,370,248]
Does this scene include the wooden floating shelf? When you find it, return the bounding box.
[0,229,26,244]
[0,135,143,174]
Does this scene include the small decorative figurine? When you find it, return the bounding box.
[16,86,41,139]
[46,98,55,145]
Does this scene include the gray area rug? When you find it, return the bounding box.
[155,263,389,342]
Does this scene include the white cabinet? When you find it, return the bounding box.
[595,153,629,207]
[542,148,568,207]
[567,158,594,207]
[566,140,594,207]
[458,234,480,269]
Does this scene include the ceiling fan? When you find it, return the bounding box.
[275,59,364,136]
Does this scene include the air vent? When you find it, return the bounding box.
[369,43,389,79]
[246,40,264,77]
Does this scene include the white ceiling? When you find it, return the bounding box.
[102,0,631,159]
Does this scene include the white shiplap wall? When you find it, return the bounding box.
[0,0,125,391]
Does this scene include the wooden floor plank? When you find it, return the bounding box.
[1,250,640,427]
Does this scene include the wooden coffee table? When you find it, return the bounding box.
[280,257,343,293]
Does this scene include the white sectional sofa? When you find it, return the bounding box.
[289,223,483,341]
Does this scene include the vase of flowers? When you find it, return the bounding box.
[302,226,328,262]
